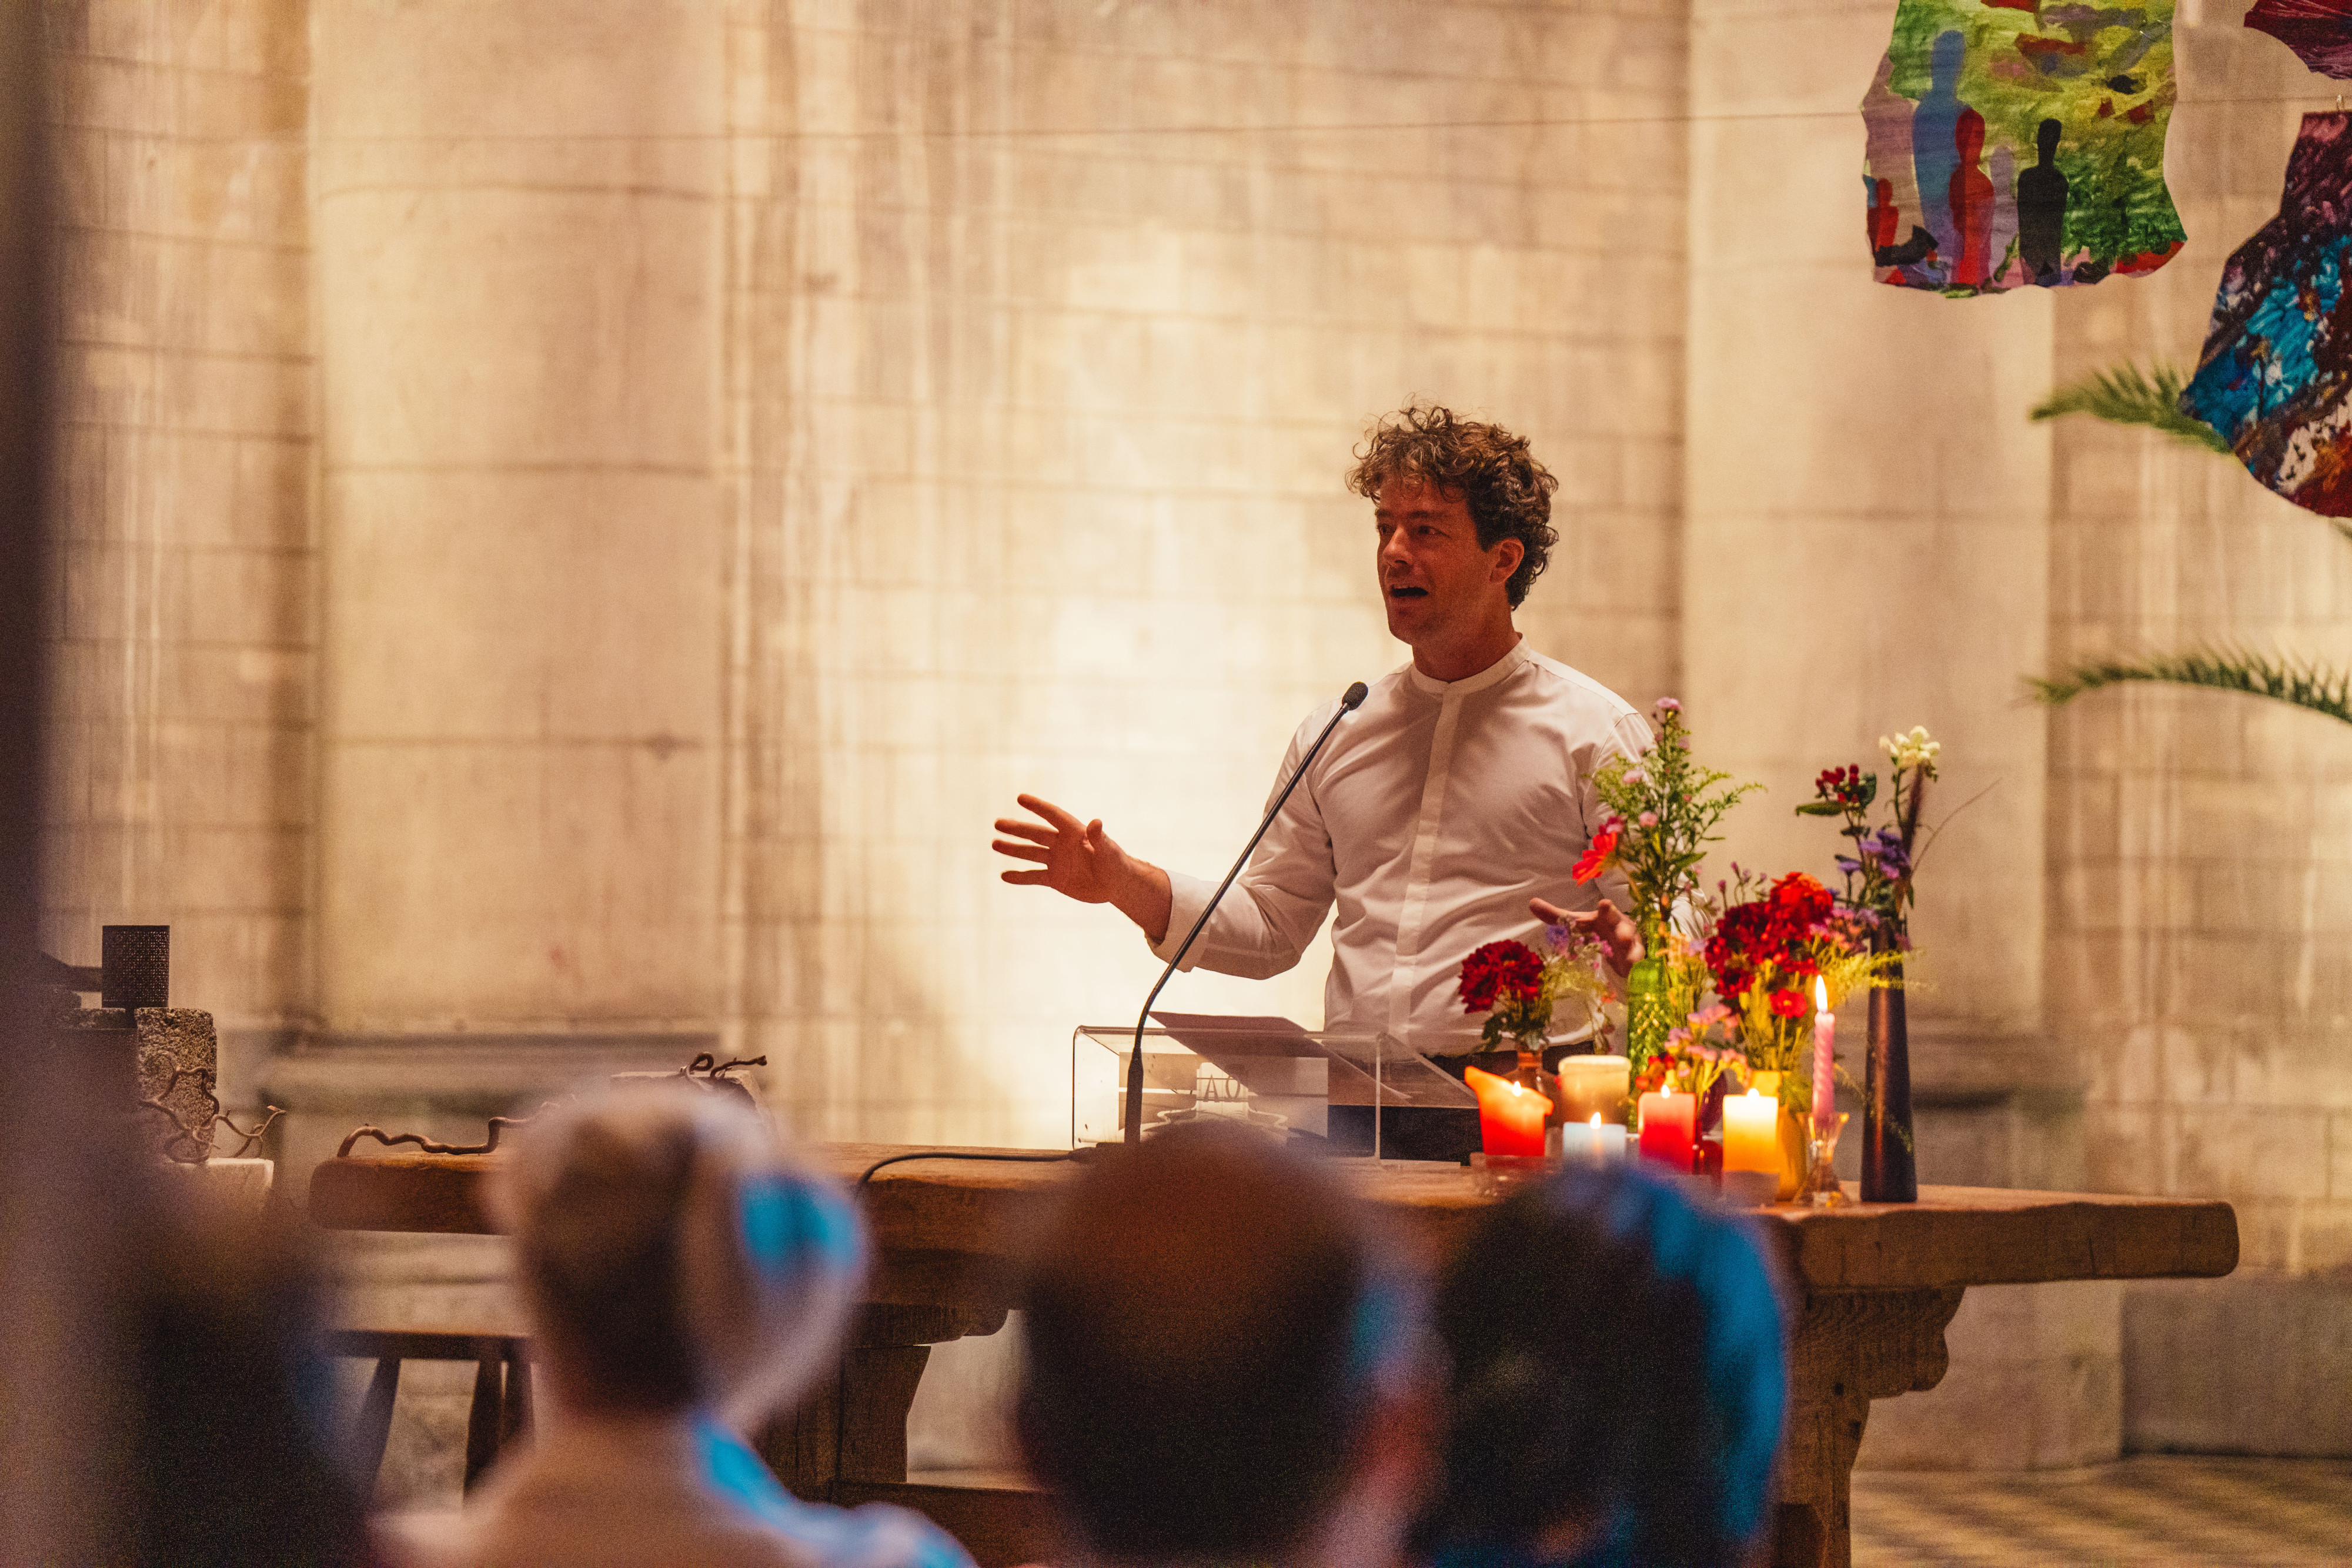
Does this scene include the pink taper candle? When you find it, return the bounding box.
[1812,974,1835,1134]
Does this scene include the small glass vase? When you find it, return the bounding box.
[1799,1111,1850,1208]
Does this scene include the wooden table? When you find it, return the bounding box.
[310,1146,2237,1568]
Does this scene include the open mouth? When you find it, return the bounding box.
[1387,585,1428,599]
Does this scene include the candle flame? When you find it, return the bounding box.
[1589,1112,1601,1126]
[1813,974,1828,1009]
[1745,1085,1759,1098]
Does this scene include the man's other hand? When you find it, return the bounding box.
[1530,895,1641,978]
[994,794,1174,942]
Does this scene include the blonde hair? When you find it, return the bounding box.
[493,1085,866,1426]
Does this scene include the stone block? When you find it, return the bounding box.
[1857,1281,2124,1472]
[2124,1274,2352,1457]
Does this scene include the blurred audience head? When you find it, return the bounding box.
[494,1085,865,1428]
[1418,1162,1788,1568]
[1015,1124,1434,1567]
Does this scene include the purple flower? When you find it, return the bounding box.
[1655,697,1682,713]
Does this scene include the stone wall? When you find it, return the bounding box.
[38,1,1690,1151]
[39,0,312,1106]
[735,0,1689,1145]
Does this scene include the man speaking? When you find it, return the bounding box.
[992,405,1651,1061]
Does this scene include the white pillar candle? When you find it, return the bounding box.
[1555,1054,1632,1124]
[1568,1111,1627,1162]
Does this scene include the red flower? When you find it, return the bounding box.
[1571,817,1622,884]
[1458,940,1545,1014]
[1704,872,1834,999]
[1769,988,1806,1018]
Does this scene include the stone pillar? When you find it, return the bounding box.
[1686,1,2063,1149]
[292,0,732,1152]
[40,0,313,1109]
[2047,12,2352,1452]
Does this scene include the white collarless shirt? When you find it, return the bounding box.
[1151,640,1649,1054]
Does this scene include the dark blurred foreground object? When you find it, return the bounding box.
[1016,1121,1436,1567]
[117,1192,381,1568]
[1418,1162,1788,1568]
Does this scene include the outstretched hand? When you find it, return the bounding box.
[993,794,1174,941]
[1531,894,1642,978]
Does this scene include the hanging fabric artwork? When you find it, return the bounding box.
[2180,113,2352,517]
[2245,0,2352,79]
[1862,1,2186,294]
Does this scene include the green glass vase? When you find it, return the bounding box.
[1623,917,1675,1083]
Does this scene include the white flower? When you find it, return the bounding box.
[1879,724,1942,776]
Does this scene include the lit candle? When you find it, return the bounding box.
[1812,974,1835,1135]
[1636,1090,1695,1171]
[1569,1110,1627,1162]
[1554,1054,1632,1125]
[1466,1064,1549,1158]
[1723,1086,1780,1175]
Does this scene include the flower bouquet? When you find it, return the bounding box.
[1795,725,1946,1202]
[1456,925,1618,1156]
[1696,870,1887,1125]
[1575,698,1759,1079]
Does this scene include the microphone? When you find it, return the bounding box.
[1123,681,1370,1145]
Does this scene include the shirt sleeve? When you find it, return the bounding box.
[1144,713,1341,980]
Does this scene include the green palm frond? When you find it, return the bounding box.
[2029,362,2233,454]
[2029,647,2352,724]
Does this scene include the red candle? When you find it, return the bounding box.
[1466,1064,1549,1158]
[1637,1090,1696,1171]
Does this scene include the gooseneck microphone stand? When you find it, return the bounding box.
[1123,680,1369,1145]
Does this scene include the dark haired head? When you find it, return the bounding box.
[1017,1124,1409,1563]
[1346,404,1561,608]
[1418,1164,1788,1568]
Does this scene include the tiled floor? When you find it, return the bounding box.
[1852,1456,2352,1564]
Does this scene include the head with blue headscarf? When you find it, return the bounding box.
[1416,1162,1788,1568]
[493,1084,867,1430]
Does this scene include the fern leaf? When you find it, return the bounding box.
[2028,647,2352,724]
[2029,362,2234,454]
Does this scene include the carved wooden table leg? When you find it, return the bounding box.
[756,1303,1008,1497]
[1772,1286,1964,1568]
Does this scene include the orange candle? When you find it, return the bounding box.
[1636,1090,1695,1171]
[1466,1064,1549,1158]
[1723,1086,1780,1176]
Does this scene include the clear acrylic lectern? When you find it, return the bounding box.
[1071,1012,1477,1162]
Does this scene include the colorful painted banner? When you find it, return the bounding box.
[2181,113,2352,517]
[2246,0,2352,79]
[1862,1,2186,294]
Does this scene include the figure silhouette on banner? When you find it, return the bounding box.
[2017,117,2070,285]
[1910,30,1968,261]
[1949,108,1996,288]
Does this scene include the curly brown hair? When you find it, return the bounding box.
[1345,405,1560,609]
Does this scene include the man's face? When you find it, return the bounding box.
[1374,476,1521,647]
